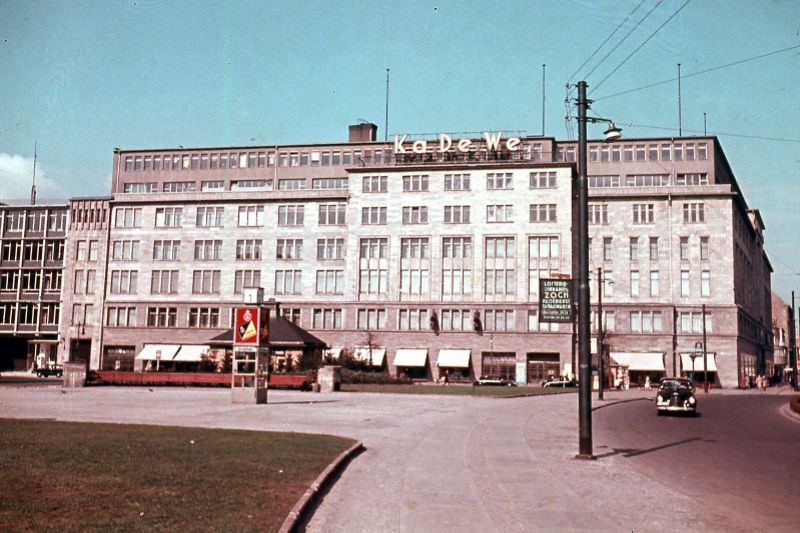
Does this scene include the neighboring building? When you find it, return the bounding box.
[48,123,771,388]
[771,292,792,380]
[0,202,68,371]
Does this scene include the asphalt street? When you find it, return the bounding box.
[0,385,797,532]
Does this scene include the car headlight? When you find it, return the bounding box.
[688,396,696,405]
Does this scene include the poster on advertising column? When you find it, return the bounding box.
[539,278,574,323]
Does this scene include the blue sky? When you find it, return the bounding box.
[1,0,798,300]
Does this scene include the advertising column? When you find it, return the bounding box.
[232,306,270,404]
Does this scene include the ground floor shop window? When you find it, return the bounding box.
[103,346,135,371]
[526,353,560,384]
[481,352,516,380]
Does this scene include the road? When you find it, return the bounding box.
[594,394,800,532]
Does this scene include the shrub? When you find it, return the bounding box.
[340,368,412,385]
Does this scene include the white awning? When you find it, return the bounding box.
[610,352,665,371]
[353,346,386,366]
[173,345,210,362]
[324,347,342,361]
[135,344,181,361]
[437,349,471,368]
[562,362,573,378]
[393,349,428,367]
[680,353,718,372]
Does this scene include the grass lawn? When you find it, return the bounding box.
[340,383,577,397]
[0,419,355,532]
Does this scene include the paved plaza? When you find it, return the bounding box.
[1,384,791,532]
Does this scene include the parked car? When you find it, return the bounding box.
[474,376,517,387]
[542,377,578,388]
[36,364,63,378]
[656,378,697,415]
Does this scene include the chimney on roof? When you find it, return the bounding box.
[349,122,378,143]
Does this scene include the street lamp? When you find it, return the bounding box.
[575,80,621,459]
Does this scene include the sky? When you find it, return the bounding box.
[1,0,799,300]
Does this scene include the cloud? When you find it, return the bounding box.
[0,153,65,202]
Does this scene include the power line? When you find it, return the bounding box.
[615,121,800,143]
[594,44,800,100]
[568,0,647,82]
[583,0,664,80]
[595,0,693,91]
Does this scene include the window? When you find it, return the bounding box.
[234,270,260,294]
[630,311,663,333]
[530,171,556,189]
[629,270,640,297]
[398,309,429,331]
[484,309,515,332]
[444,173,470,191]
[24,241,44,261]
[632,204,654,224]
[106,306,136,327]
[312,177,348,189]
[603,237,613,261]
[527,236,560,299]
[357,309,386,330]
[163,181,195,193]
[278,205,304,226]
[192,270,221,294]
[589,204,608,225]
[486,204,513,223]
[603,271,614,297]
[147,307,177,328]
[236,239,263,260]
[44,270,62,291]
[21,270,42,291]
[317,238,344,260]
[588,175,620,188]
[527,309,559,332]
[76,241,87,261]
[85,270,96,294]
[155,207,183,228]
[635,144,646,161]
[649,237,659,261]
[2,241,22,261]
[312,308,342,329]
[442,237,473,297]
[529,204,557,223]
[359,238,388,295]
[701,270,710,297]
[362,176,388,193]
[700,237,710,261]
[318,203,346,225]
[486,172,513,190]
[683,203,705,223]
[315,270,344,294]
[281,308,301,324]
[629,237,639,261]
[680,311,712,333]
[193,240,222,261]
[274,270,302,295]
[650,270,659,297]
[275,239,302,260]
[88,241,99,261]
[625,174,669,187]
[0,271,19,291]
[485,268,515,296]
[110,270,138,294]
[278,179,306,190]
[402,206,429,224]
[444,205,470,224]
[123,182,158,193]
[231,179,270,191]
[441,309,472,331]
[196,206,224,227]
[238,206,264,227]
[188,307,220,328]
[697,143,708,160]
[400,238,430,296]
[201,180,224,192]
[153,240,180,261]
[151,270,179,294]
[19,303,40,325]
[680,237,689,261]
[362,206,387,225]
[44,241,63,262]
[681,270,690,297]
[648,144,659,160]
[5,211,25,232]
[402,174,429,192]
[676,173,708,186]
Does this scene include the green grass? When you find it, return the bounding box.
[0,419,355,533]
[340,383,577,397]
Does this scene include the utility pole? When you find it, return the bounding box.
[702,303,709,393]
[791,292,797,390]
[672,306,678,376]
[384,68,390,142]
[597,267,604,400]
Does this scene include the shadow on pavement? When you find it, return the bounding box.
[595,436,708,459]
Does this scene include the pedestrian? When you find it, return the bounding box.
[761,374,768,391]
[644,376,651,390]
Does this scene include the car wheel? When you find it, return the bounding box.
[657,410,664,416]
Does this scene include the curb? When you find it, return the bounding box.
[278,440,365,533]
[780,402,800,423]
[592,396,651,411]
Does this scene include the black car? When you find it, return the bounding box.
[36,364,63,378]
[474,376,517,387]
[656,378,697,415]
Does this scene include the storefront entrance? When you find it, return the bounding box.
[481,352,516,380]
[526,353,560,384]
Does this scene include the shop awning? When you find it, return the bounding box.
[562,362,573,377]
[393,349,428,367]
[324,347,342,361]
[173,345,210,362]
[135,344,181,361]
[680,353,718,372]
[437,349,471,368]
[353,347,386,366]
[610,352,665,371]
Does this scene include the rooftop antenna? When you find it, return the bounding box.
[677,63,682,136]
[541,64,546,136]
[384,68,390,141]
[30,141,37,205]
[703,112,707,135]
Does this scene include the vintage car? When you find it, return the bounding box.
[656,378,697,415]
[35,364,63,378]
[542,376,578,388]
[474,376,517,387]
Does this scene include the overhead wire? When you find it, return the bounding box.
[612,121,800,143]
[583,0,664,81]
[568,0,647,82]
[594,0,693,91]
[594,44,800,101]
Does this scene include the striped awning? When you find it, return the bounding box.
[135,344,181,361]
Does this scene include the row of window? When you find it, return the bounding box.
[122,177,350,194]
[1,240,65,262]
[589,173,709,188]
[596,235,711,262]
[565,142,709,163]
[0,270,62,292]
[0,302,60,326]
[589,202,706,225]
[2,211,68,234]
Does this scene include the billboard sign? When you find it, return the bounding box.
[539,278,574,323]
[234,307,260,346]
